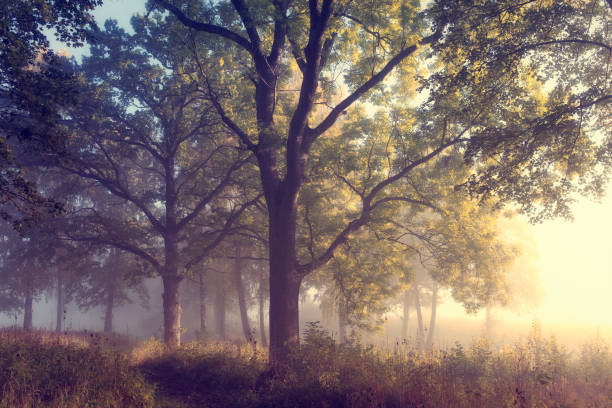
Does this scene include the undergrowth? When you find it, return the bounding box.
[0,328,154,408]
[1,325,610,407]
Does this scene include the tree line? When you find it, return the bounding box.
[0,0,610,369]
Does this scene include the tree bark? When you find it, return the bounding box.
[414,284,424,350]
[104,280,115,333]
[214,272,226,340]
[23,283,33,330]
[56,268,64,332]
[258,274,267,347]
[199,269,206,335]
[233,247,253,342]
[338,299,348,344]
[267,205,302,367]
[162,274,182,348]
[425,282,438,351]
[401,290,410,340]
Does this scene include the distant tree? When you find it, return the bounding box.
[0,221,88,331]
[0,224,54,327]
[75,248,149,333]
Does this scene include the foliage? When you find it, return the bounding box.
[135,337,265,407]
[0,328,154,408]
[147,0,611,363]
[132,322,612,408]
[0,0,101,229]
[2,327,611,407]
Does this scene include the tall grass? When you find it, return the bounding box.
[1,325,610,407]
[0,328,154,408]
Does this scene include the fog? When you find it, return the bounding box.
[1,0,610,369]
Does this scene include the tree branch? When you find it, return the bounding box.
[184,193,263,270]
[153,0,253,52]
[177,156,250,230]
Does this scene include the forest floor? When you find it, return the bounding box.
[1,325,611,407]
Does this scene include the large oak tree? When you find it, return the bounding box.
[151,0,610,366]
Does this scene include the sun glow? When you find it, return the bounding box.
[532,191,612,327]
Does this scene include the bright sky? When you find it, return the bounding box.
[51,1,612,333]
[532,191,612,327]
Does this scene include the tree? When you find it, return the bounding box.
[152,0,610,365]
[0,0,101,228]
[75,248,150,333]
[0,224,54,328]
[47,15,260,348]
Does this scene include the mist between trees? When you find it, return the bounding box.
[0,0,610,372]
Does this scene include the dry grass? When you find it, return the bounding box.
[0,328,154,408]
[1,325,610,407]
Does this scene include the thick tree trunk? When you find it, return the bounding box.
[56,268,64,332]
[199,269,206,335]
[233,247,253,342]
[268,206,301,367]
[338,300,348,344]
[425,282,438,351]
[214,274,226,340]
[104,281,115,333]
[23,284,33,330]
[258,276,267,347]
[162,274,182,348]
[401,290,410,340]
[414,284,425,350]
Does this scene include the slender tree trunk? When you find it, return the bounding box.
[104,281,115,333]
[214,273,226,340]
[414,284,424,350]
[199,269,206,335]
[161,274,182,348]
[56,268,64,332]
[162,157,183,349]
[258,274,267,347]
[425,282,438,351]
[268,204,302,367]
[338,299,348,343]
[23,283,33,330]
[233,247,253,342]
[401,290,410,339]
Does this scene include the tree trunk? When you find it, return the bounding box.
[233,247,253,342]
[162,274,182,348]
[268,205,302,367]
[199,269,206,335]
[338,299,348,344]
[214,273,226,340]
[104,281,115,334]
[414,284,424,350]
[401,290,410,340]
[56,268,64,332]
[425,282,438,351]
[23,283,33,330]
[258,274,267,347]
